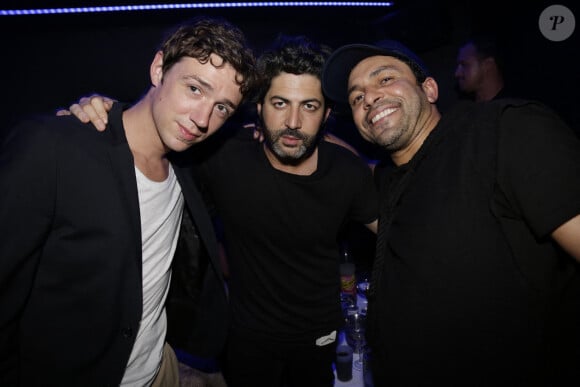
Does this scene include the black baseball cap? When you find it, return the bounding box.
[322,39,430,105]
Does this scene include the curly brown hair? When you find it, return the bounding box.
[159,16,257,100]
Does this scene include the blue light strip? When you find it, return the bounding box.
[1,2,394,16]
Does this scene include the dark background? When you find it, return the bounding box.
[1,0,578,158]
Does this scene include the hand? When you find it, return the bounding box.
[56,94,116,132]
[244,122,264,142]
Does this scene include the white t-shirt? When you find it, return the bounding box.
[121,165,183,386]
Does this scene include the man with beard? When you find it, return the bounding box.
[322,39,580,385]
[57,36,378,387]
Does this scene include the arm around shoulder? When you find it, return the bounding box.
[57,94,115,131]
[365,219,378,234]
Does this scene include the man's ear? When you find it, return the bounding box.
[323,107,332,124]
[256,102,262,116]
[421,77,439,103]
[150,51,164,87]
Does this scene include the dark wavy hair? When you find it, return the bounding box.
[159,16,258,100]
[254,35,333,104]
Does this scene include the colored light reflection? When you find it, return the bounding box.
[1,2,394,16]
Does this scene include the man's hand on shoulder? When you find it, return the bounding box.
[56,94,116,132]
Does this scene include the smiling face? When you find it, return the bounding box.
[258,72,329,164]
[150,52,243,153]
[347,55,439,164]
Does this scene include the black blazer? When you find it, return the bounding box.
[0,103,228,386]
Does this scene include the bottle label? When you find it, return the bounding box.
[341,274,356,295]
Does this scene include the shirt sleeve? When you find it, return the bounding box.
[497,103,580,238]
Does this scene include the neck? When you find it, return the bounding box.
[391,105,441,166]
[123,96,170,181]
[476,78,504,102]
[124,96,168,159]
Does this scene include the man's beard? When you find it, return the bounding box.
[261,118,322,165]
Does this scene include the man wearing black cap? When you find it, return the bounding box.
[322,40,580,385]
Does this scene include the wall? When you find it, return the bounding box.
[2,1,578,152]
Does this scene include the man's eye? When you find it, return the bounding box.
[304,103,317,111]
[351,94,364,106]
[273,101,286,108]
[380,77,393,85]
[189,85,201,94]
[216,104,231,117]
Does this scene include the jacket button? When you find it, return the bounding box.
[121,327,133,338]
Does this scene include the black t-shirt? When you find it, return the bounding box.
[198,128,378,344]
[370,100,580,385]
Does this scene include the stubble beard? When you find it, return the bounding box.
[371,116,408,153]
[261,121,321,165]
[373,99,422,153]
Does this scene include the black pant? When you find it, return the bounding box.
[223,329,336,387]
